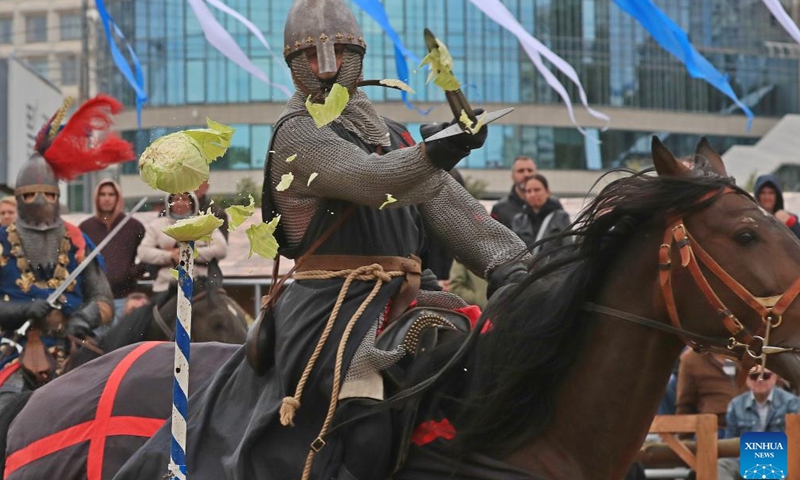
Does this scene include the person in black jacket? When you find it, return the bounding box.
[490,156,536,228]
[511,173,571,256]
[754,174,800,240]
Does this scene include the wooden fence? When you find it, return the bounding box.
[638,413,800,480]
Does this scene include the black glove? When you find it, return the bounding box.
[486,261,529,300]
[66,313,94,339]
[421,108,488,171]
[0,299,52,331]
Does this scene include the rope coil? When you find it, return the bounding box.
[279,264,404,480]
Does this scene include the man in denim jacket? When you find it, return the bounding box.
[718,366,800,480]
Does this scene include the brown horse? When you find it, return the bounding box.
[395,137,800,480]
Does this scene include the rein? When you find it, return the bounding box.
[590,186,800,365]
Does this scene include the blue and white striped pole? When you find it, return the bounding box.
[168,240,194,479]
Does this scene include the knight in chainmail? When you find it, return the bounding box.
[0,106,118,390]
[111,1,527,479]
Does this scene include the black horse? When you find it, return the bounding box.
[69,260,250,370]
[0,260,248,402]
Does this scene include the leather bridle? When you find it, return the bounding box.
[589,186,800,367]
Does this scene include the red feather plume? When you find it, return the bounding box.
[43,95,135,181]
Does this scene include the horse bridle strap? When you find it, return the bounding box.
[658,188,800,360]
[583,302,734,354]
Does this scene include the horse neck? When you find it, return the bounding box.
[505,231,686,480]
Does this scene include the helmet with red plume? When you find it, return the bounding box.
[14,95,134,231]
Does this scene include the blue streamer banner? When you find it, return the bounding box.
[351,0,431,114]
[95,0,146,127]
[613,0,753,129]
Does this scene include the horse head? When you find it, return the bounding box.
[407,137,800,480]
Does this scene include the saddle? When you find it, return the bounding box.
[375,307,471,390]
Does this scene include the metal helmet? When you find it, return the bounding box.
[14,153,61,231]
[283,0,366,76]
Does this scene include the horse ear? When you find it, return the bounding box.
[207,258,223,290]
[694,137,728,177]
[652,136,688,177]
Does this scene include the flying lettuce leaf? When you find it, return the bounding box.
[379,79,416,94]
[379,194,397,210]
[459,109,487,135]
[246,215,281,259]
[276,172,294,192]
[228,194,255,231]
[305,83,350,128]
[420,37,460,91]
[139,118,235,193]
[285,154,297,163]
[307,172,318,187]
[162,211,224,242]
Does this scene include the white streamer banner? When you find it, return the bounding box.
[188,0,292,98]
[467,0,610,135]
[762,0,800,45]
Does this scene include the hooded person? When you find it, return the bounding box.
[754,174,800,239]
[136,192,227,293]
[79,180,146,318]
[0,95,130,383]
[113,1,528,479]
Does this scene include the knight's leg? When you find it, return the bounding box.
[339,407,393,480]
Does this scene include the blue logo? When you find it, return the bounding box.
[740,432,788,479]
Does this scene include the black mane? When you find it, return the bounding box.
[453,169,740,456]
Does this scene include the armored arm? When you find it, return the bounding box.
[272,116,447,208]
[419,174,529,286]
[70,257,114,333]
[0,299,51,331]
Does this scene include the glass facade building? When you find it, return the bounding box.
[100,0,796,174]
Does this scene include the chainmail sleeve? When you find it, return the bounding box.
[419,174,529,278]
[81,258,114,307]
[270,114,448,245]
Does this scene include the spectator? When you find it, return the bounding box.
[0,197,16,227]
[79,180,146,321]
[195,181,229,240]
[676,349,745,437]
[122,292,149,316]
[448,261,488,309]
[137,192,227,293]
[718,366,800,480]
[511,174,571,256]
[754,174,800,239]
[491,156,536,229]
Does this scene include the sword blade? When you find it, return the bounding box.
[46,196,149,306]
[424,107,515,142]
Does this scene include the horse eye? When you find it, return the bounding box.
[735,231,757,245]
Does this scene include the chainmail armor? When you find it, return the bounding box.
[16,224,113,308]
[80,255,114,307]
[419,174,529,277]
[290,51,390,146]
[414,289,469,310]
[17,225,64,271]
[344,315,405,383]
